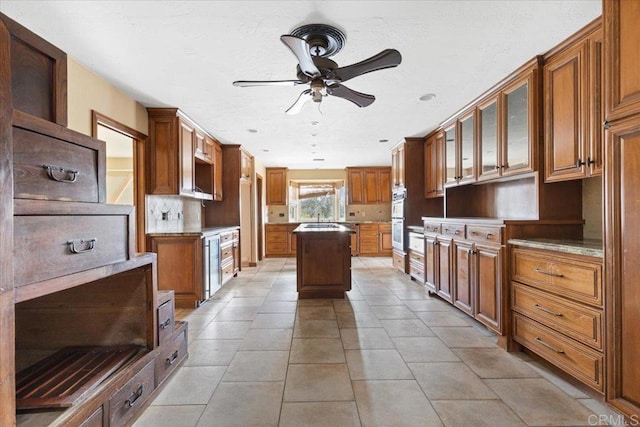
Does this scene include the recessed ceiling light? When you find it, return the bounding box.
[419,93,436,101]
[379,139,389,143]
[311,121,320,126]
[313,158,325,161]
[247,128,258,133]
[311,133,318,137]
[261,149,270,152]
[310,143,317,147]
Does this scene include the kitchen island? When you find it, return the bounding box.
[293,223,355,298]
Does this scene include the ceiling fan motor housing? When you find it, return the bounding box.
[290,23,346,58]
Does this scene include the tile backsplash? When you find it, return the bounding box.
[146,195,202,233]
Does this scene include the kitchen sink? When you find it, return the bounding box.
[304,223,339,228]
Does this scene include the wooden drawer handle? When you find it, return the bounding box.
[67,238,97,254]
[43,164,79,183]
[534,303,563,317]
[159,317,172,329]
[124,384,144,408]
[534,337,565,354]
[166,350,179,365]
[534,268,564,278]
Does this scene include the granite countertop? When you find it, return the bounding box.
[147,225,239,237]
[407,225,423,233]
[508,238,603,258]
[292,223,355,233]
[267,220,390,225]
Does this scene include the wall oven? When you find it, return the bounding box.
[391,189,406,251]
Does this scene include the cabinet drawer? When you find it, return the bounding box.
[221,260,234,283]
[221,244,234,262]
[232,230,239,241]
[155,321,188,386]
[266,242,288,254]
[424,222,441,234]
[266,231,287,243]
[512,283,602,350]
[409,264,425,283]
[220,232,233,244]
[266,225,288,232]
[79,407,103,427]
[378,223,391,233]
[359,243,379,253]
[408,250,424,266]
[441,223,465,237]
[157,300,175,346]
[109,359,155,426]
[408,234,424,253]
[466,225,502,244]
[359,224,378,233]
[13,121,105,203]
[392,251,405,270]
[513,313,603,392]
[512,249,602,307]
[14,203,132,287]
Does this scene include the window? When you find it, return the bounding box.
[289,180,345,222]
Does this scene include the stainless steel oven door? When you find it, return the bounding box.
[392,219,404,251]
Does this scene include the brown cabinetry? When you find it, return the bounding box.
[407,232,425,283]
[265,224,299,257]
[266,167,288,205]
[391,144,405,188]
[424,131,445,198]
[346,167,392,204]
[241,150,253,181]
[544,19,603,182]
[443,109,477,187]
[357,222,392,256]
[220,229,240,285]
[510,246,603,392]
[147,108,219,200]
[213,141,223,201]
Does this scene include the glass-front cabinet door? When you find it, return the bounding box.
[478,95,500,181]
[459,111,476,183]
[444,123,458,185]
[502,68,536,176]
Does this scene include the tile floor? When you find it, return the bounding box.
[134,257,620,427]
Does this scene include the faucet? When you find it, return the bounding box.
[317,213,320,223]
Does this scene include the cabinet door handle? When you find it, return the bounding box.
[166,350,179,365]
[534,304,563,317]
[576,159,586,168]
[534,268,564,278]
[43,164,79,183]
[534,337,565,353]
[67,238,97,254]
[159,318,172,329]
[124,384,144,408]
[587,157,596,166]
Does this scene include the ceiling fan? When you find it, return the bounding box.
[233,24,402,114]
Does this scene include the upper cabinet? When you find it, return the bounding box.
[477,94,501,181]
[146,108,220,200]
[241,150,252,181]
[346,167,391,205]
[544,19,603,182]
[424,131,445,198]
[266,167,288,205]
[391,144,405,188]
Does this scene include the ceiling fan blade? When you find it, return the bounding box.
[286,89,312,115]
[330,49,402,83]
[280,35,321,78]
[326,84,375,108]
[233,80,304,87]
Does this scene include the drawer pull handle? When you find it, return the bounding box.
[534,304,563,317]
[159,318,172,329]
[534,337,565,354]
[124,384,144,408]
[534,268,564,278]
[43,164,79,183]
[67,238,97,254]
[167,350,179,365]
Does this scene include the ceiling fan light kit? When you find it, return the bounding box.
[233,23,402,114]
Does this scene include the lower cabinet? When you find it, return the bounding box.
[265,224,299,257]
[358,222,393,256]
[407,232,425,283]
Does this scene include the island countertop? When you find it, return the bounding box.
[293,223,355,233]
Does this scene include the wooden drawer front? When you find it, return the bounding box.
[441,223,465,238]
[221,244,233,263]
[392,251,405,270]
[14,214,129,287]
[266,231,287,243]
[409,264,425,283]
[266,225,288,232]
[512,249,602,307]
[359,243,379,254]
[359,224,378,233]
[513,313,603,392]
[424,222,441,234]
[266,242,288,255]
[157,300,175,346]
[14,126,103,203]
[155,321,188,386]
[408,233,424,253]
[220,232,233,245]
[79,407,103,427]
[232,230,239,241]
[466,225,503,244]
[378,223,391,233]
[512,283,602,350]
[221,260,234,283]
[408,250,425,266]
[109,360,155,426]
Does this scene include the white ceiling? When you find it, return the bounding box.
[0,1,601,169]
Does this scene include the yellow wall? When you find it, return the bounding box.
[66,58,148,136]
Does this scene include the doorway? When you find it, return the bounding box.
[91,111,147,252]
[256,174,263,261]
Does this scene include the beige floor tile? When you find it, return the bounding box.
[296,305,337,320]
[284,363,354,402]
[222,350,289,382]
[250,313,295,329]
[393,337,460,362]
[371,305,417,319]
[184,339,241,366]
[193,301,226,316]
[392,289,432,300]
[196,382,283,427]
[336,311,383,328]
[290,338,346,363]
[431,326,498,348]
[577,398,624,422]
[431,400,526,427]
[416,311,473,327]
[381,319,435,337]
[364,295,404,306]
[265,291,299,301]
[180,313,216,330]
[345,349,414,380]
[525,359,591,398]
[354,380,443,427]
[297,298,335,306]
[239,328,292,350]
[340,327,395,349]
[258,301,298,313]
[485,378,598,425]
[208,291,235,302]
[195,320,251,340]
[133,405,205,427]
[293,319,340,338]
[357,286,396,296]
[402,299,452,312]
[409,362,498,400]
[224,296,265,307]
[232,288,270,297]
[279,402,360,427]
[213,306,258,321]
[333,299,372,313]
[452,348,540,378]
[151,366,226,405]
